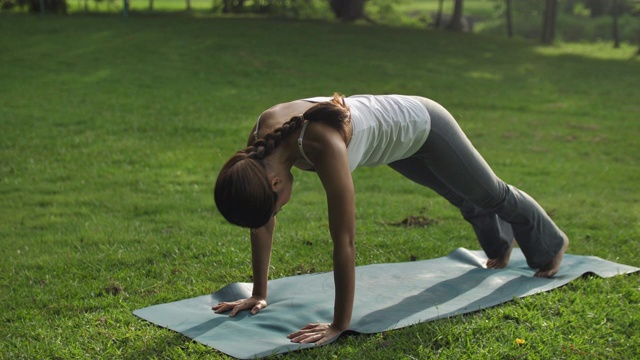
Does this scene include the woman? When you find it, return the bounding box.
[212,93,568,346]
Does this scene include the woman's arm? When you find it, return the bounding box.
[287,121,356,344]
[250,216,275,300]
[212,217,275,316]
[317,146,356,332]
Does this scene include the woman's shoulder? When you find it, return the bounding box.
[251,101,315,143]
[262,100,314,116]
[261,100,313,121]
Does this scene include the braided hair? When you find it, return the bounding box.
[214,94,350,229]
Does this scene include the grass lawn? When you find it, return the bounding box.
[67,0,218,12]
[396,0,496,17]
[1,11,639,359]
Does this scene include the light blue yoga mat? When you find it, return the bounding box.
[133,248,639,359]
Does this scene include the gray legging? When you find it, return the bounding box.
[388,96,565,268]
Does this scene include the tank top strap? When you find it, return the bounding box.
[297,121,313,165]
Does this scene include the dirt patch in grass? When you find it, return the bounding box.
[386,215,438,228]
[104,282,124,296]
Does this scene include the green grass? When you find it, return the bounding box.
[396,0,496,17]
[1,12,639,359]
[68,0,222,12]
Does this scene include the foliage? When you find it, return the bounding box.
[1,12,640,360]
[480,0,640,43]
[261,0,331,19]
[1,0,67,12]
[365,0,405,25]
[3,0,638,46]
[560,13,640,42]
[214,0,330,17]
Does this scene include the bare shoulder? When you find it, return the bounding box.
[304,121,354,206]
[302,121,348,165]
[249,100,315,143]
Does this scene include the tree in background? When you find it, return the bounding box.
[330,0,365,21]
[563,0,636,17]
[20,0,68,13]
[541,0,558,44]
[505,0,513,37]
[222,0,245,14]
[576,0,640,50]
[446,0,465,31]
[586,0,608,17]
[636,0,640,55]
[613,0,620,48]
[434,0,445,27]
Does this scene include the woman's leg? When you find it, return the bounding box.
[390,96,567,272]
[388,155,514,262]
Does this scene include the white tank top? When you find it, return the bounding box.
[301,95,430,172]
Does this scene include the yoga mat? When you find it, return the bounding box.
[133,248,638,359]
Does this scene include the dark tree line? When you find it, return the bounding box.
[5,0,639,54]
[539,0,637,47]
[3,0,67,13]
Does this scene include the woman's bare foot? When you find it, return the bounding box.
[534,233,569,278]
[486,240,516,269]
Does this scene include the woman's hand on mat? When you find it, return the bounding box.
[211,296,267,317]
[287,323,342,345]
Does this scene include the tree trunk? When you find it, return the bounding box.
[149,0,153,11]
[505,0,513,38]
[612,0,620,48]
[562,0,577,14]
[31,0,68,14]
[541,0,558,44]
[586,0,607,18]
[186,0,191,11]
[637,27,640,56]
[330,0,365,22]
[435,0,444,27]
[237,0,245,11]
[223,0,242,13]
[446,0,465,32]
